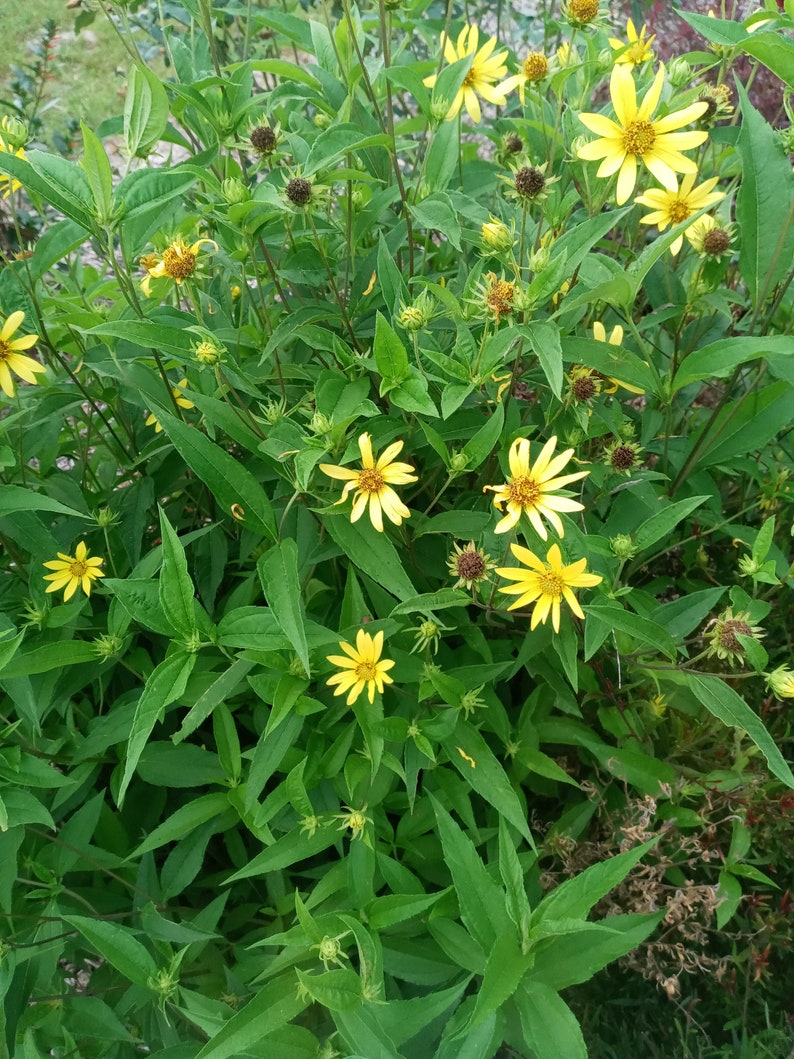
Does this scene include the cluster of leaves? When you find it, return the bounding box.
[0,0,793,1055]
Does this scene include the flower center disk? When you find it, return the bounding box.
[0,341,11,361]
[70,561,88,578]
[668,200,691,223]
[539,571,564,598]
[162,244,197,280]
[356,661,378,681]
[623,119,656,155]
[508,474,541,506]
[358,468,384,494]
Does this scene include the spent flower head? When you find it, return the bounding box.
[704,608,764,667]
[604,438,643,475]
[685,216,735,259]
[320,432,417,532]
[448,541,496,590]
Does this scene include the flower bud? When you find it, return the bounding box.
[667,58,693,88]
[1,115,28,150]
[450,452,469,473]
[221,177,249,205]
[482,216,514,253]
[430,97,453,124]
[609,534,637,559]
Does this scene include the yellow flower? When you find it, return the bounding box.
[592,321,645,395]
[140,237,217,296]
[497,541,602,632]
[0,135,25,197]
[499,52,550,105]
[483,436,588,538]
[423,25,512,123]
[146,380,194,433]
[320,432,417,532]
[635,172,724,255]
[326,629,395,705]
[685,215,734,258]
[577,64,709,205]
[0,311,45,397]
[609,19,656,66]
[42,541,105,601]
[563,0,601,26]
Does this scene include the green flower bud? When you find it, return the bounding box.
[609,534,637,559]
[221,177,249,205]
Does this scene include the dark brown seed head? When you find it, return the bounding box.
[515,166,546,197]
[457,550,485,580]
[611,444,637,470]
[572,376,597,402]
[250,126,277,154]
[703,228,730,255]
[718,619,752,653]
[506,134,523,154]
[286,177,312,206]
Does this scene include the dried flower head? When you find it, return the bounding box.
[705,608,764,666]
[568,366,602,404]
[285,176,313,207]
[250,124,277,154]
[605,439,642,474]
[448,540,496,590]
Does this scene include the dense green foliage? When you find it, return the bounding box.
[0,0,793,1055]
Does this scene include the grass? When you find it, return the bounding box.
[0,0,132,142]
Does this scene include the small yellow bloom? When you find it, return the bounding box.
[592,321,645,395]
[481,215,514,252]
[483,436,588,538]
[577,63,709,204]
[326,629,395,705]
[497,541,602,632]
[766,666,794,699]
[635,172,724,255]
[564,0,601,26]
[335,804,372,840]
[609,19,656,66]
[42,541,105,601]
[0,134,25,197]
[685,215,734,258]
[0,311,45,397]
[320,432,417,532]
[140,237,217,295]
[423,25,513,123]
[146,380,194,433]
[499,52,550,105]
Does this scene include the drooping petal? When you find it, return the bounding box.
[615,153,638,204]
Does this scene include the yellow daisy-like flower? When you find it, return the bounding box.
[145,380,194,433]
[423,25,512,124]
[497,541,602,632]
[140,237,217,296]
[483,436,589,538]
[635,172,724,255]
[577,63,709,205]
[0,311,45,398]
[592,321,645,395]
[42,541,105,601]
[320,432,417,533]
[326,629,395,705]
[499,52,550,106]
[0,135,25,198]
[609,19,656,67]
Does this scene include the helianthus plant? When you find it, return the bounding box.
[0,0,792,1056]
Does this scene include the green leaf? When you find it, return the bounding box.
[325,514,416,602]
[462,932,531,1034]
[672,336,794,392]
[374,312,410,391]
[175,658,255,743]
[633,496,710,552]
[533,838,657,926]
[63,916,158,989]
[441,724,534,845]
[303,123,392,176]
[124,64,170,158]
[158,507,198,639]
[561,336,656,394]
[118,651,197,805]
[499,820,532,945]
[377,234,408,312]
[410,194,462,251]
[295,968,362,1012]
[79,123,113,222]
[194,975,310,1059]
[0,485,87,519]
[460,403,503,471]
[389,590,471,616]
[156,409,276,541]
[225,825,338,882]
[132,792,232,857]
[584,602,676,660]
[687,674,794,788]
[735,81,794,308]
[367,891,446,930]
[389,372,439,417]
[743,31,794,87]
[257,540,311,676]
[0,150,94,230]
[752,516,775,565]
[0,641,97,678]
[515,982,587,1059]
[429,793,511,948]
[519,322,563,399]
[105,578,175,637]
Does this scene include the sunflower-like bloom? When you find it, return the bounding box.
[577,64,709,205]
[635,173,724,255]
[483,436,588,538]
[0,134,25,198]
[320,432,417,532]
[609,19,656,67]
[423,26,512,124]
[140,237,217,296]
[0,311,45,397]
[145,380,194,433]
[326,629,395,705]
[591,321,645,395]
[43,541,105,601]
[497,542,602,631]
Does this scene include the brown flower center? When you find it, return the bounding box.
[515,166,546,197]
[611,445,637,469]
[623,119,656,155]
[539,571,564,598]
[69,561,88,578]
[457,550,485,579]
[286,177,312,206]
[703,228,730,255]
[487,281,515,319]
[162,243,197,281]
[668,199,691,224]
[0,340,11,362]
[508,474,541,507]
[358,468,384,494]
[523,53,548,81]
[250,125,276,153]
[572,375,597,402]
[719,619,752,652]
[568,0,599,21]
